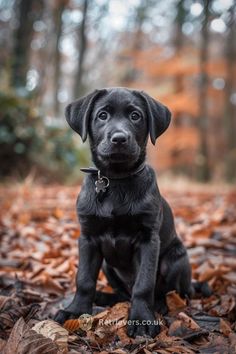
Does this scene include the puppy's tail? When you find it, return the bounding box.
[191,281,212,298]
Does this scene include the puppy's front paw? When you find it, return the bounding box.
[127,307,160,338]
[54,298,93,325]
[54,309,77,324]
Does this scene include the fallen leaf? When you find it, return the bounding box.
[178,312,200,330]
[209,294,236,316]
[2,317,59,354]
[143,348,152,354]
[0,296,12,311]
[168,319,186,337]
[63,318,82,332]
[32,319,68,352]
[0,338,6,352]
[220,318,232,337]
[0,302,39,332]
[229,333,236,353]
[198,265,230,282]
[166,291,186,312]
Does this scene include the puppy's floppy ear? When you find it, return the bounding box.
[138,91,171,145]
[65,89,106,142]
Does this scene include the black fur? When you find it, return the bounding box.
[55,87,209,338]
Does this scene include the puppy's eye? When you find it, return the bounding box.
[130,111,141,121]
[98,111,108,120]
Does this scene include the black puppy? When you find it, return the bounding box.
[55,87,195,337]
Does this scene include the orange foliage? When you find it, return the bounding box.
[162,93,198,117]
[148,126,198,171]
[133,47,227,79]
[118,40,232,174]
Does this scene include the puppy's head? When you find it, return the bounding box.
[65,87,171,169]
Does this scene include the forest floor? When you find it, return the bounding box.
[0,181,236,353]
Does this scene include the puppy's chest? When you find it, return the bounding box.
[78,188,153,237]
[77,177,159,238]
[79,208,145,238]
[80,211,143,267]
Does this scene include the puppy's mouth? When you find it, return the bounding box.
[96,142,140,164]
[101,152,133,162]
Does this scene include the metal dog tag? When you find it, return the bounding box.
[95,171,109,194]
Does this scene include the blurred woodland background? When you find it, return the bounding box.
[0,0,236,183]
[1,3,236,351]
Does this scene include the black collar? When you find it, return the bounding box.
[80,163,146,196]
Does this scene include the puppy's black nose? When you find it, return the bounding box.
[111,132,128,144]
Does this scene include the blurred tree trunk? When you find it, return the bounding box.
[53,0,66,116]
[120,2,148,85]
[225,4,236,181]
[174,0,185,94]
[73,0,89,99]
[171,0,186,174]
[11,0,34,89]
[196,0,211,182]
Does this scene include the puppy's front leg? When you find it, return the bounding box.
[127,236,160,338]
[55,235,103,324]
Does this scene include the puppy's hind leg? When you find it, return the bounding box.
[155,253,192,315]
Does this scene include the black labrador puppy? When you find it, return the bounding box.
[55,87,201,337]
